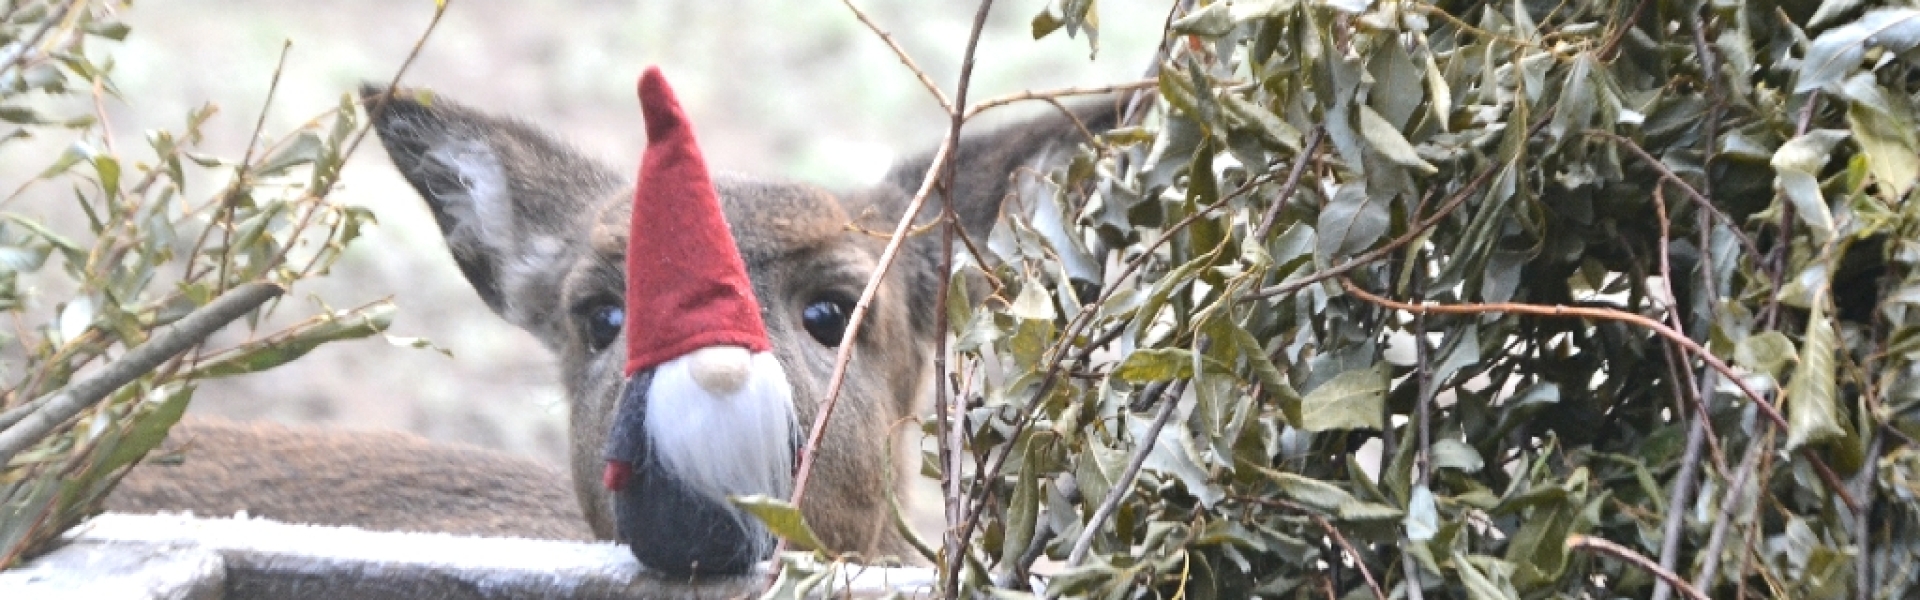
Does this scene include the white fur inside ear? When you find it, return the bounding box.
[424,139,513,242]
[645,350,797,505]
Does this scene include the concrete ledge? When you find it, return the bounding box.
[1,513,936,599]
[0,536,225,600]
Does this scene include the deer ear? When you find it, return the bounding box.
[363,85,625,343]
[875,100,1124,340]
[881,100,1123,241]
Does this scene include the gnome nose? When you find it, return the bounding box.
[685,345,753,395]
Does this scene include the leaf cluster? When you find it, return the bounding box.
[782,0,1920,598]
[0,0,403,567]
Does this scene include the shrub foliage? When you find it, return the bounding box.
[785,0,1920,597]
[0,0,408,567]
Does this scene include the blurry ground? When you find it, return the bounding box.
[33,0,1159,497]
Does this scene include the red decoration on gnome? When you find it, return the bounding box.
[600,68,797,503]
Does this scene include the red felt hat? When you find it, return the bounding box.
[624,67,771,376]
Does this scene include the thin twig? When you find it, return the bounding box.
[1234,495,1388,600]
[838,0,953,114]
[955,169,1267,553]
[1586,131,1760,262]
[1854,430,1883,600]
[1246,161,1498,301]
[1247,106,1559,303]
[1250,127,1324,242]
[266,2,449,281]
[1568,535,1709,600]
[1650,182,1702,600]
[1652,412,1707,600]
[0,282,284,465]
[938,3,997,595]
[0,0,80,81]
[1691,430,1767,592]
[1064,375,1192,568]
[208,41,291,292]
[1401,270,1432,600]
[962,79,1158,120]
[1597,0,1655,62]
[792,137,951,509]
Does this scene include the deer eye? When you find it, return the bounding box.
[801,295,853,347]
[582,303,624,352]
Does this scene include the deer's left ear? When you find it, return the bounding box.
[363,86,627,344]
[881,101,1122,241]
[875,101,1123,339]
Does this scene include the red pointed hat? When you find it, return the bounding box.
[624,67,771,376]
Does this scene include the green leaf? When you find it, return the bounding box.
[1298,364,1387,431]
[1735,330,1797,379]
[1221,94,1302,152]
[1797,8,1920,93]
[189,301,396,378]
[1771,129,1848,245]
[1358,105,1437,174]
[84,20,131,40]
[1137,408,1225,506]
[1046,562,1124,596]
[1008,276,1055,321]
[1229,0,1296,23]
[1785,300,1845,451]
[1335,500,1404,522]
[1810,0,1868,29]
[1112,347,1233,383]
[731,495,826,551]
[1315,183,1388,262]
[99,385,195,477]
[1841,75,1920,200]
[1263,469,1356,512]
[1405,485,1439,541]
[1455,552,1522,600]
[1501,486,1579,589]
[1031,8,1064,41]
[1169,1,1233,37]
[1431,439,1485,473]
[1000,436,1041,567]
[0,104,47,125]
[256,131,324,177]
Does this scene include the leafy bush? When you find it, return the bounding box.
[0,0,427,567]
[781,0,1920,598]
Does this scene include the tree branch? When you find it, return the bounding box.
[0,282,285,466]
[1568,534,1710,600]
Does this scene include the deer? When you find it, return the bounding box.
[108,70,1120,579]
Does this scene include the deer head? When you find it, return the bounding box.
[356,74,1114,576]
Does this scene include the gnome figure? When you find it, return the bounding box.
[601,67,801,577]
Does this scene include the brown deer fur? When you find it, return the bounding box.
[110,86,1118,561]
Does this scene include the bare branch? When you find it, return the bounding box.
[1064,374,1191,568]
[963,79,1157,120]
[1568,535,1710,600]
[0,0,79,81]
[837,0,953,114]
[0,282,285,465]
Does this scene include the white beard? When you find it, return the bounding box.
[643,348,798,505]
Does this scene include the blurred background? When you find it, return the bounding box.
[46,0,1165,467]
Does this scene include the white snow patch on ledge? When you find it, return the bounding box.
[0,513,935,599]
